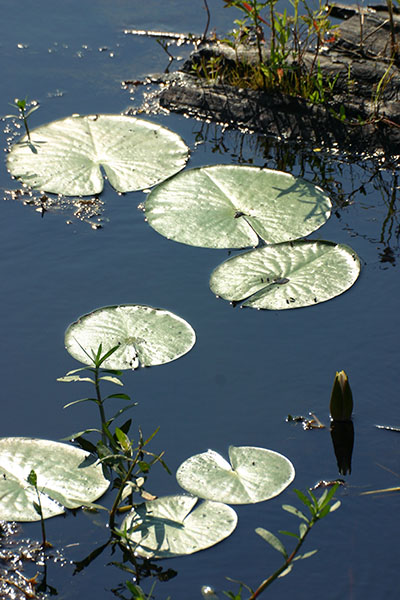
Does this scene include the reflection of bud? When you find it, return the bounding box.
[330,370,354,475]
[330,370,353,421]
[330,420,354,475]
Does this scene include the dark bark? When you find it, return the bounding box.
[158,4,400,158]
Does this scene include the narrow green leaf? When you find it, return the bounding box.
[63,397,98,409]
[317,504,332,519]
[317,483,340,509]
[99,375,123,386]
[282,504,309,522]
[293,488,313,510]
[57,375,95,384]
[109,403,138,423]
[278,529,300,539]
[98,344,121,367]
[119,419,132,435]
[59,367,91,376]
[72,437,98,454]
[255,527,287,558]
[299,523,308,538]
[115,428,131,453]
[293,549,318,560]
[61,428,101,441]
[329,500,341,512]
[25,105,40,118]
[105,393,131,401]
[316,489,328,508]
[278,563,294,578]
[142,427,160,446]
[33,501,42,516]
[307,489,319,509]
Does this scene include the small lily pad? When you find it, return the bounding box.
[7,114,189,196]
[176,446,295,504]
[120,495,238,558]
[209,240,361,309]
[0,438,109,522]
[145,165,331,248]
[64,304,196,369]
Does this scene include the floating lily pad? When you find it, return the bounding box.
[209,240,361,309]
[120,495,237,558]
[7,114,189,196]
[145,165,331,248]
[0,438,109,522]
[176,446,295,504]
[65,304,196,369]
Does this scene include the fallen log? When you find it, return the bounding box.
[157,3,400,159]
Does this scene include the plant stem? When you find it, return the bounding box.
[202,0,211,42]
[109,453,140,531]
[248,521,314,599]
[94,366,107,445]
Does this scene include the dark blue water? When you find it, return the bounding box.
[1,2,399,599]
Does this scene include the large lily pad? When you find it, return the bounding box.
[145,165,331,248]
[209,240,361,309]
[176,446,295,504]
[65,304,196,369]
[0,438,109,522]
[7,114,189,196]
[120,494,237,558]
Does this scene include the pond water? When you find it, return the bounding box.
[1,1,399,599]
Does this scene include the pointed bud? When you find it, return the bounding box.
[330,370,353,421]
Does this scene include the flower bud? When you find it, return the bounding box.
[330,370,353,421]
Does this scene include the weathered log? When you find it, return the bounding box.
[157,4,400,158]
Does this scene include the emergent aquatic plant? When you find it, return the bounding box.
[5,97,40,142]
[207,483,341,599]
[194,0,339,102]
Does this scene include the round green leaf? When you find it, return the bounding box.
[176,446,295,504]
[145,165,331,248]
[209,240,361,309]
[120,494,237,558]
[0,437,109,522]
[7,114,189,196]
[65,304,196,369]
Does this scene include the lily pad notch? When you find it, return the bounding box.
[176,446,295,504]
[7,114,189,196]
[209,240,361,310]
[120,445,295,558]
[64,304,196,370]
[145,165,332,249]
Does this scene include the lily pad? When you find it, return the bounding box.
[0,437,109,522]
[7,114,189,196]
[176,446,295,504]
[120,494,237,558]
[145,165,331,248]
[209,240,361,309]
[65,304,196,369]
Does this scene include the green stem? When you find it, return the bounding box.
[22,116,31,141]
[94,366,107,445]
[109,453,140,531]
[248,520,315,599]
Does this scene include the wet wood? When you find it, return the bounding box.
[158,4,400,159]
